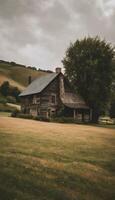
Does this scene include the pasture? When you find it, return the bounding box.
[0,61,48,89]
[0,116,115,200]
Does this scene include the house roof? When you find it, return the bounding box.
[20,72,59,96]
[61,92,89,109]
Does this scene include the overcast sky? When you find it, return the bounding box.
[0,0,115,70]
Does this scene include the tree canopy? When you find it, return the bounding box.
[0,81,21,102]
[0,81,10,96]
[62,36,115,122]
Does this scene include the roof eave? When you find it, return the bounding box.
[19,91,41,97]
[63,103,89,109]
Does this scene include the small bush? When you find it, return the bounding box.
[10,113,87,124]
[7,96,16,104]
[51,117,77,123]
[18,113,33,119]
[11,110,33,119]
[34,116,50,122]
[0,96,7,104]
[11,110,20,117]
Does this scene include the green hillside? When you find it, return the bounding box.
[0,60,50,90]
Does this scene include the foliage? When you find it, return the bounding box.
[10,86,20,102]
[110,68,115,118]
[18,113,33,119]
[11,111,33,119]
[11,109,20,117]
[0,81,10,96]
[0,81,21,103]
[51,117,76,123]
[33,116,50,122]
[0,96,7,104]
[110,101,115,118]
[56,105,65,117]
[6,96,16,104]
[62,36,115,122]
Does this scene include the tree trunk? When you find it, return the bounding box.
[92,109,99,123]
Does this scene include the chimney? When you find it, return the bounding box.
[28,76,32,85]
[55,67,61,73]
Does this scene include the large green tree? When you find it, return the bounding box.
[62,37,115,122]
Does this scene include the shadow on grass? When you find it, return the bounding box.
[0,154,115,200]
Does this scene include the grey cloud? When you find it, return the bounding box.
[0,0,114,69]
[38,1,71,35]
[0,0,42,19]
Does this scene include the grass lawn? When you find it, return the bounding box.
[6,103,21,110]
[0,117,115,200]
[88,123,115,129]
[0,103,17,113]
[0,112,11,117]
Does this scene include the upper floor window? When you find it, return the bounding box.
[51,95,56,104]
[33,96,40,104]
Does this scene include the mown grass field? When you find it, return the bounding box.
[0,116,115,200]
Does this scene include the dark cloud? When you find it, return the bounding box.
[0,0,114,69]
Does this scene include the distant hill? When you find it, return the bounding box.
[0,60,52,91]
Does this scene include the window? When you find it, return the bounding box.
[33,96,40,104]
[51,95,56,104]
[36,97,40,104]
